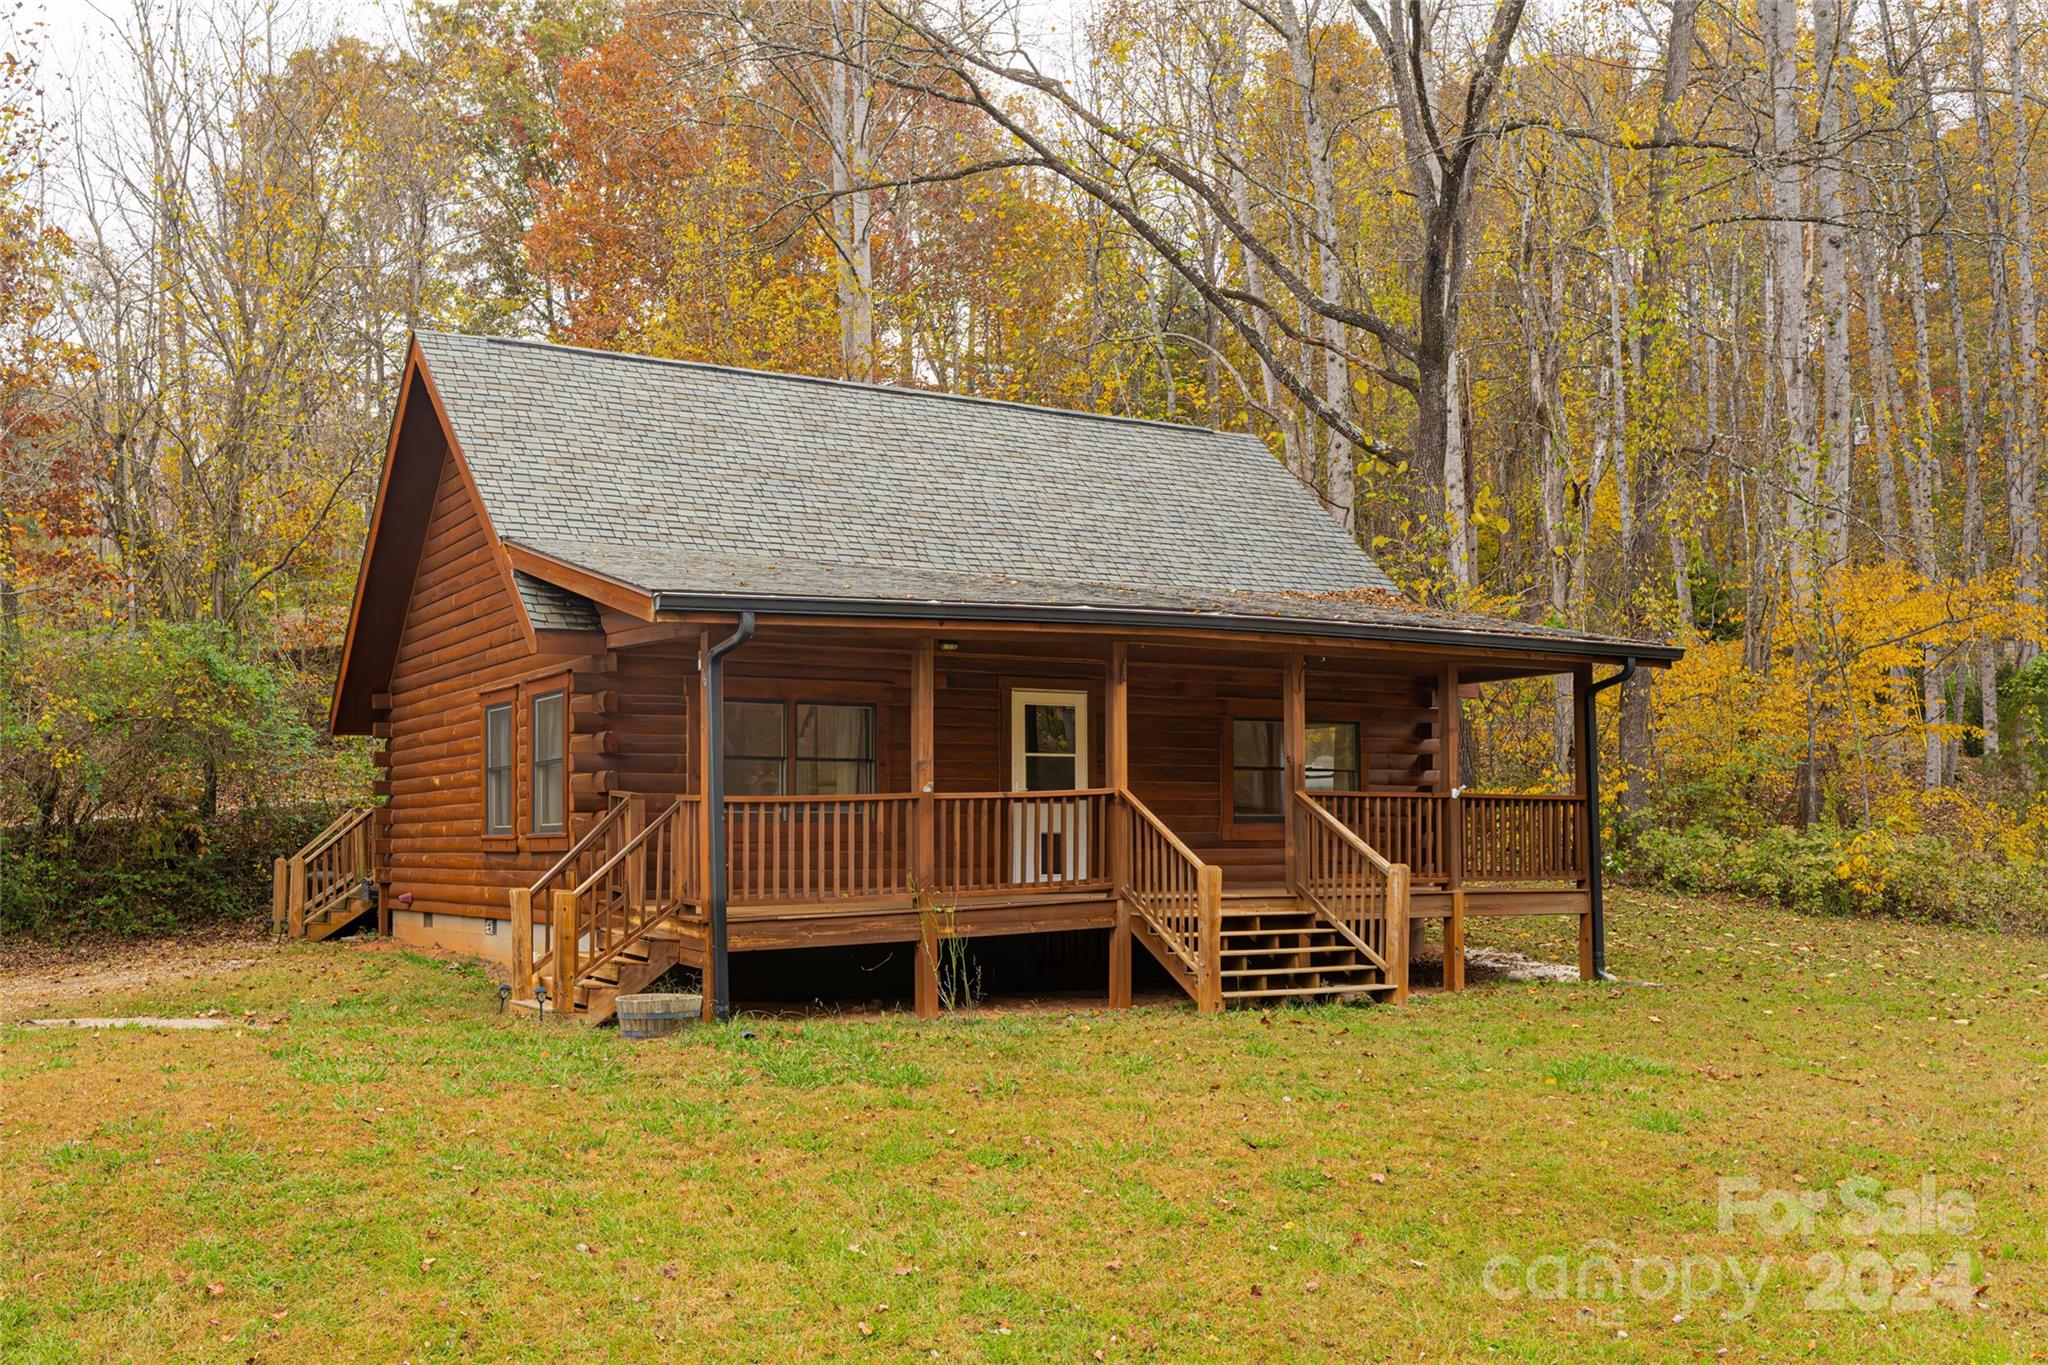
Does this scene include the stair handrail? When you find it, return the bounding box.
[1119,788,1223,1009]
[276,806,376,937]
[296,805,374,863]
[553,799,687,1004]
[1292,791,1407,997]
[516,792,638,995]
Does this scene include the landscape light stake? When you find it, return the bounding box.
[497,983,511,1014]
[533,982,548,1022]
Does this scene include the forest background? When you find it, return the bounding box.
[8,0,2047,935]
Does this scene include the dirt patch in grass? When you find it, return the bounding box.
[0,923,278,1016]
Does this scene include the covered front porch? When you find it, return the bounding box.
[500,621,1606,1022]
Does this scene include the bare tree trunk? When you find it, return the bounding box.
[2007,0,2044,665]
[1597,151,1632,551]
[1814,0,1854,571]
[1517,183,1576,773]
[1853,220,1903,556]
[825,0,876,381]
[1761,0,1816,606]
[1279,0,1356,531]
[1444,349,1472,585]
[1968,0,2030,635]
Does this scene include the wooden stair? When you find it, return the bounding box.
[571,936,681,1026]
[516,899,687,1026]
[1129,910,1201,999]
[301,894,375,943]
[1216,896,1392,1005]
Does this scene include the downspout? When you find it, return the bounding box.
[1582,657,1638,981]
[704,611,756,1021]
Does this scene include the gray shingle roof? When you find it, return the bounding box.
[417,330,1398,593]
[513,570,601,633]
[413,332,1678,662]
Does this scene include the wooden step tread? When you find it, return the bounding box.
[1220,929,1351,941]
[1224,982,1392,1001]
[1221,947,1362,964]
[1221,964,1377,981]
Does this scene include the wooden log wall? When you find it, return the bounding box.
[386,591,1447,921]
[1121,654,1439,887]
[381,447,580,922]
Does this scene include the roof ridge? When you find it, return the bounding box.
[414,329,1265,442]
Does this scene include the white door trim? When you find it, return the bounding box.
[1006,689,1091,883]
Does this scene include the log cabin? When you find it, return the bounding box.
[282,331,1681,1023]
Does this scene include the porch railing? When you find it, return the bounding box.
[727,793,918,905]
[1122,789,1222,1009]
[551,798,697,1002]
[1291,791,1403,996]
[1460,794,1585,881]
[1312,792,1448,882]
[515,792,638,994]
[275,806,376,936]
[1313,790,1588,885]
[931,789,1115,896]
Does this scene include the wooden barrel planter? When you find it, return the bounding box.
[615,993,702,1040]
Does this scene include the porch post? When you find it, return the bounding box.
[911,638,940,1019]
[1281,653,1306,882]
[1106,641,1132,1008]
[692,634,715,1021]
[702,613,756,1022]
[1440,663,1465,992]
[1572,665,1597,981]
[509,887,533,993]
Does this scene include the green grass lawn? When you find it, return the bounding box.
[3,891,2044,1361]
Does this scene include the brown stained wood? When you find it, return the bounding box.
[1107,642,1133,1008]
[911,639,936,905]
[501,541,658,620]
[509,887,533,992]
[730,896,1115,952]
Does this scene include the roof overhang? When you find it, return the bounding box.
[328,337,545,735]
[644,589,1684,667]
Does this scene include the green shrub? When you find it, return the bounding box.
[0,804,346,939]
[1613,822,2048,934]
[1,619,365,833]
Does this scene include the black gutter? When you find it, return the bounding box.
[703,611,756,1021]
[1582,658,1638,981]
[649,591,1684,664]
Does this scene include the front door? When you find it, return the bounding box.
[1008,690,1090,884]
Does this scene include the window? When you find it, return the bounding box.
[1231,719,1283,822]
[1018,699,1081,791]
[724,700,875,796]
[483,702,514,835]
[795,702,876,795]
[1230,718,1362,822]
[723,700,789,795]
[1305,720,1361,791]
[530,690,566,834]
